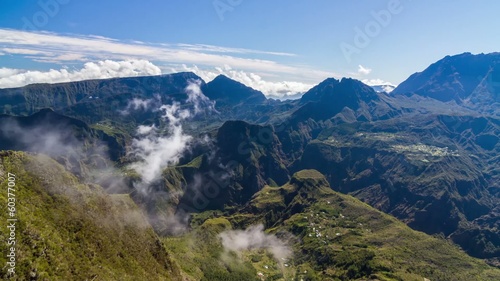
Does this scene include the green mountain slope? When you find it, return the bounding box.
[289,114,500,262]
[0,151,182,280]
[164,170,500,281]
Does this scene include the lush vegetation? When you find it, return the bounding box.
[163,170,500,281]
[0,151,182,280]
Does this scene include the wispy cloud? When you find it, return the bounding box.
[174,43,296,57]
[357,64,372,75]
[0,28,337,86]
[346,64,397,91]
[0,29,307,74]
[0,28,349,96]
[128,80,214,193]
[2,48,53,55]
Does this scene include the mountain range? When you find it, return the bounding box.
[0,52,499,280]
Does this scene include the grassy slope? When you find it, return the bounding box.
[165,170,500,281]
[164,218,260,281]
[1,149,497,280]
[0,151,182,281]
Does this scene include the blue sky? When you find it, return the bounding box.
[0,0,498,97]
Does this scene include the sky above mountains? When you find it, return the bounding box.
[0,0,499,98]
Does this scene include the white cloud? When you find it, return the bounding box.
[357,65,372,75]
[2,48,53,55]
[219,224,292,264]
[176,64,315,98]
[129,122,192,187]
[0,68,22,79]
[185,79,216,114]
[0,28,336,85]
[174,43,296,57]
[32,53,88,63]
[0,29,295,73]
[128,81,214,192]
[381,85,395,93]
[362,78,397,93]
[0,59,161,88]
[362,78,395,87]
[137,125,156,135]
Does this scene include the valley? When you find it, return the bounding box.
[0,52,499,280]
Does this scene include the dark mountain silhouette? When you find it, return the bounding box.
[202,74,266,107]
[393,52,500,116]
[293,78,397,122]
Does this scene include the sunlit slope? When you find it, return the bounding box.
[165,170,500,281]
[0,151,182,281]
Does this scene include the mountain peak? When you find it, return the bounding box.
[288,169,332,195]
[322,77,379,104]
[300,77,339,103]
[301,77,377,104]
[202,75,266,106]
[292,77,384,121]
[392,52,500,104]
[212,74,235,82]
[291,169,329,186]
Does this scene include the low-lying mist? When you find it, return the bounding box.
[218,224,292,264]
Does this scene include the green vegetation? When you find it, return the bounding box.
[163,218,259,281]
[0,151,182,280]
[179,155,204,169]
[164,170,500,281]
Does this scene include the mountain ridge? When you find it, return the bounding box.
[392,52,500,116]
[0,52,499,279]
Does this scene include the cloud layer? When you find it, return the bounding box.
[0,59,315,98]
[0,28,331,80]
[0,60,161,88]
[0,28,339,96]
